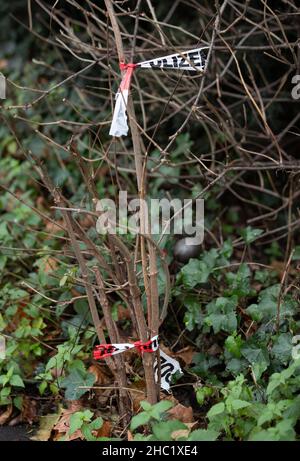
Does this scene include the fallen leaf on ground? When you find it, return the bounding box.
[45,219,65,234]
[44,257,58,273]
[127,430,134,441]
[88,364,111,385]
[96,420,111,438]
[53,401,83,441]
[0,405,13,425]
[168,403,194,423]
[174,346,195,365]
[31,408,62,441]
[129,380,146,412]
[21,396,38,425]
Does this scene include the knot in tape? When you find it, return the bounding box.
[133,336,158,353]
[119,62,137,71]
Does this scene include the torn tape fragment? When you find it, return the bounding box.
[154,349,182,392]
[109,64,135,137]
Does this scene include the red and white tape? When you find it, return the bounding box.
[109,47,208,137]
[93,335,182,391]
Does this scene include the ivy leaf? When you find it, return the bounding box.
[225,264,254,298]
[225,335,243,358]
[184,296,203,331]
[178,259,211,288]
[240,226,263,244]
[271,333,293,365]
[69,413,84,435]
[205,296,238,334]
[246,285,296,323]
[241,343,269,380]
[61,368,96,400]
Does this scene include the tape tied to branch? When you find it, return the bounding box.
[109,47,208,137]
[108,63,137,137]
[93,335,158,359]
[93,335,182,392]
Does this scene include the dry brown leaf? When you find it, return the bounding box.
[174,346,195,365]
[88,364,112,385]
[168,403,194,423]
[45,219,65,234]
[0,405,13,425]
[53,401,82,433]
[128,380,146,412]
[53,401,84,441]
[127,430,134,441]
[44,257,58,273]
[96,420,111,438]
[117,305,131,321]
[31,408,62,441]
[21,396,38,425]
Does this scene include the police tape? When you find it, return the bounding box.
[93,335,182,391]
[109,47,208,137]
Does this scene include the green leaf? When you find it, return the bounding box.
[152,420,186,441]
[246,285,296,322]
[225,335,243,358]
[205,296,238,334]
[184,296,203,331]
[39,381,48,396]
[225,264,254,298]
[196,386,213,405]
[188,429,219,441]
[179,259,211,288]
[130,412,151,431]
[150,400,174,420]
[89,417,103,431]
[272,333,293,365]
[291,246,300,260]
[207,402,225,418]
[61,369,96,400]
[230,399,251,411]
[241,343,270,379]
[140,401,152,412]
[240,226,263,244]
[10,374,25,387]
[69,413,84,435]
